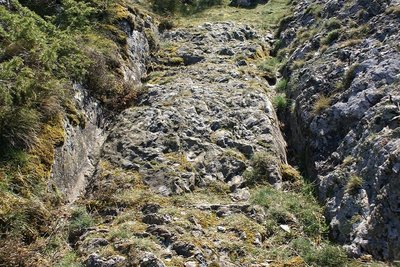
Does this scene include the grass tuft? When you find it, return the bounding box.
[313,95,331,114]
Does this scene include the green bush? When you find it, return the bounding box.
[323,30,341,45]
[56,0,97,29]
[276,78,288,92]
[273,94,288,111]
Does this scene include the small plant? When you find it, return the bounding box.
[342,63,360,90]
[257,57,280,76]
[276,78,288,92]
[292,59,306,70]
[305,3,323,17]
[273,94,288,111]
[68,207,94,244]
[385,6,400,16]
[313,95,331,114]
[109,222,138,240]
[324,18,341,31]
[323,30,341,45]
[342,155,354,165]
[252,186,326,238]
[346,175,363,194]
[245,152,279,185]
[55,251,82,267]
[280,164,302,182]
[158,18,175,32]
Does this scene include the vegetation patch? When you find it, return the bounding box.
[322,29,341,45]
[273,93,288,111]
[346,175,363,194]
[313,95,332,114]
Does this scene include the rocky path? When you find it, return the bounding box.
[103,22,287,195]
[74,22,296,266]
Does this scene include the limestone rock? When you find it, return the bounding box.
[277,0,400,260]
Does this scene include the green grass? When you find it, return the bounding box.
[276,78,288,92]
[323,29,341,45]
[291,238,348,267]
[68,207,94,234]
[170,0,292,30]
[248,185,356,265]
[273,94,288,111]
[258,57,281,74]
[252,186,326,238]
[55,251,83,267]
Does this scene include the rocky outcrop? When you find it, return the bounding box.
[51,9,157,202]
[97,22,286,196]
[52,85,108,202]
[277,0,400,260]
[75,22,290,266]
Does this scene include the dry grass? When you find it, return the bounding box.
[313,95,332,114]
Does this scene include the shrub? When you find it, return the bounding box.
[158,18,175,32]
[150,0,180,14]
[56,0,97,29]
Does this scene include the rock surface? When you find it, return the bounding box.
[51,10,156,202]
[277,0,400,260]
[77,22,289,266]
[99,22,287,196]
